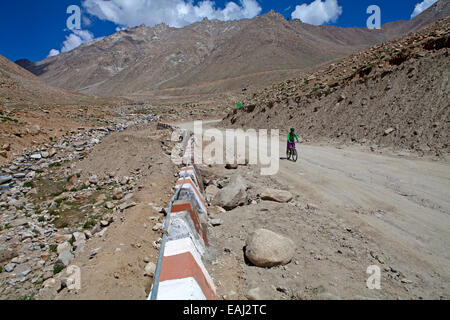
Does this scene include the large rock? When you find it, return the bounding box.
[55,250,74,268]
[225,163,238,169]
[4,263,16,272]
[212,175,247,210]
[205,185,219,199]
[260,188,293,203]
[56,242,72,254]
[0,248,18,263]
[245,229,295,267]
[144,262,156,277]
[72,232,86,243]
[0,175,13,184]
[8,218,29,227]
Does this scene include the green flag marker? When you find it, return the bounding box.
[236,102,243,109]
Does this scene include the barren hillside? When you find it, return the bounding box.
[224,17,450,158]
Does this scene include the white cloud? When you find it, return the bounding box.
[47,49,60,58]
[410,0,438,18]
[47,29,95,59]
[61,29,95,53]
[291,0,342,26]
[81,0,262,28]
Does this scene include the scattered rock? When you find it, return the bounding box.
[48,148,57,157]
[112,188,123,200]
[119,202,136,211]
[212,174,247,210]
[4,263,16,272]
[43,278,56,289]
[72,232,86,243]
[57,242,72,254]
[55,250,74,268]
[0,175,12,184]
[144,262,156,277]
[260,188,293,203]
[105,201,115,209]
[245,229,295,267]
[246,287,263,300]
[210,218,223,226]
[384,127,395,135]
[306,203,318,210]
[401,278,413,284]
[0,248,18,263]
[205,185,220,199]
[100,220,109,227]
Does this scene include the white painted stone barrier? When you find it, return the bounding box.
[149,131,217,300]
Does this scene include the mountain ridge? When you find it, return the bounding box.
[15,0,450,101]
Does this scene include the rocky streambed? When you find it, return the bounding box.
[0,110,160,299]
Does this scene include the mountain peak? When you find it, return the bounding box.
[263,10,285,20]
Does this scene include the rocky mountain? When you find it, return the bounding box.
[0,54,115,107]
[16,0,449,100]
[224,17,450,157]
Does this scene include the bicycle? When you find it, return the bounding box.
[287,141,298,162]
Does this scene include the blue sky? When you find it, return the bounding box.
[0,0,436,62]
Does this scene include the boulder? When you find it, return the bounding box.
[8,218,28,227]
[72,232,86,243]
[245,229,295,267]
[48,148,57,157]
[55,250,74,268]
[0,248,18,263]
[105,201,115,209]
[205,185,219,199]
[0,175,12,185]
[210,218,223,226]
[212,175,247,210]
[260,188,293,203]
[112,188,123,200]
[4,263,16,272]
[225,163,238,169]
[56,242,72,254]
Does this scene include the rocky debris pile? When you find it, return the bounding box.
[0,163,146,298]
[212,174,248,211]
[245,229,295,267]
[0,110,160,299]
[0,110,159,193]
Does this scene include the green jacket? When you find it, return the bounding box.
[288,132,299,142]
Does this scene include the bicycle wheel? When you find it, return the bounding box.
[292,149,298,162]
[287,148,292,160]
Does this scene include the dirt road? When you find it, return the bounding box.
[176,120,450,299]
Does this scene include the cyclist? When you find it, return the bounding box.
[287,128,300,158]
